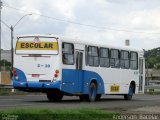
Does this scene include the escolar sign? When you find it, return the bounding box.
[16,42,58,50]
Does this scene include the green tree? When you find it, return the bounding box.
[145,47,160,69]
[0,59,11,71]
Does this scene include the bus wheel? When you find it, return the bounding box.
[87,82,97,102]
[96,94,102,101]
[124,84,134,100]
[79,95,86,101]
[47,91,63,102]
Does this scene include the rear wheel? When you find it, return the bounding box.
[96,94,102,101]
[79,95,86,101]
[124,84,134,100]
[47,91,63,102]
[86,82,97,102]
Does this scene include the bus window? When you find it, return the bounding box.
[62,43,74,65]
[88,46,99,67]
[110,49,120,68]
[100,48,110,67]
[130,52,138,70]
[120,50,129,69]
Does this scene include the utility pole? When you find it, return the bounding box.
[0,0,3,71]
[11,26,13,71]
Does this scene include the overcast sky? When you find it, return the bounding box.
[1,0,160,50]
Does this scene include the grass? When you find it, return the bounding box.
[0,88,28,96]
[0,88,13,95]
[0,108,118,120]
[145,91,160,95]
[0,88,43,96]
[144,89,160,95]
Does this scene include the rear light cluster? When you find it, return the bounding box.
[13,69,17,76]
[13,68,19,80]
[53,70,59,81]
[54,70,59,78]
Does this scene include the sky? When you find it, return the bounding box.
[1,0,160,50]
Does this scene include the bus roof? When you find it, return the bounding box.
[17,34,144,53]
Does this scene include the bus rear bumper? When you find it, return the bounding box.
[13,80,61,92]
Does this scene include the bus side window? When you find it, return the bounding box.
[100,47,110,67]
[130,52,138,70]
[62,43,74,65]
[110,49,120,68]
[120,50,130,69]
[88,46,99,67]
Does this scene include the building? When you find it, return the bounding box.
[146,69,160,80]
[145,69,160,86]
[0,50,12,85]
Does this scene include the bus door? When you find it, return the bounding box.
[139,58,144,93]
[75,50,84,93]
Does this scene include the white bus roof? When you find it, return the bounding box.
[17,34,143,53]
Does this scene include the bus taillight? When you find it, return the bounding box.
[55,70,59,74]
[13,68,19,80]
[54,74,58,78]
[13,69,17,76]
[54,70,59,78]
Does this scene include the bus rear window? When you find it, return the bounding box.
[16,36,59,55]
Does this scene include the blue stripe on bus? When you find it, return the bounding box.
[13,81,61,89]
[61,69,104,94]
[14,68,27,82]
[13,68,105,95]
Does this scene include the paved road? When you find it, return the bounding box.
[0,94,160,113]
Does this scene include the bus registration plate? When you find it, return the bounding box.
[110,86,119,92]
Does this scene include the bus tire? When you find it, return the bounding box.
[86,82,97,102]
[124,94,132,100]
[124,84,134,100]
[47,91,63,102]
[79,95,86,101]
[96,94,102,101]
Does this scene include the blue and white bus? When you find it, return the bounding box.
[13,34,145,102]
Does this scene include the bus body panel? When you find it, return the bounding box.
[61,69,104,94]
[14,56,61,81]
[13,36,63,92]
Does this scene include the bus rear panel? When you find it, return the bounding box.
[13,36,62,92]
